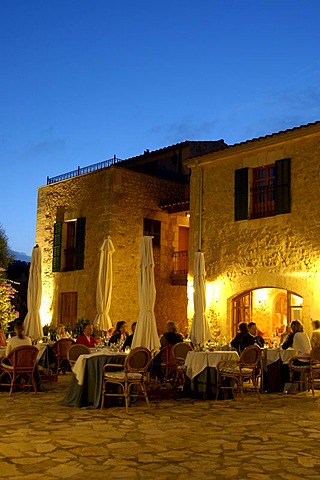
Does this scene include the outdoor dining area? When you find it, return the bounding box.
[1,237,320,411]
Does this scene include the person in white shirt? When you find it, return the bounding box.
[56,324,72,340]
[6,320,32,356]
[311,320,320,349]
[290,320,311,359]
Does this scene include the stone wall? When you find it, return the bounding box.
[189,126,320,339]
[36,166,188,334]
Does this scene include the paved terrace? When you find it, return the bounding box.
[1,375,320,480]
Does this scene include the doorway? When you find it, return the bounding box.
[60,292,78,328]
[232,288,303,339]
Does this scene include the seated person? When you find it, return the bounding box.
[152,322,183,382]
[108,321,128,346]
[6,320,32,356]
[160,321,184,347]
[56,324,72,340]
[311,320,320,348]
[283,320,311,382]
[122,322,136,350]
[76,322,98,348]
[280,324,292,346]
[240,322,265,352]
[282,320,310,355]
[230,322,248,353]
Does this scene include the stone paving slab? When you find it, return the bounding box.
[0,375,320,479]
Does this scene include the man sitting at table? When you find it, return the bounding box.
[122,322,136,350]
[230,322,248,354]
[240,322,265,352]
[76,322,98,348]
[160,321,184,347]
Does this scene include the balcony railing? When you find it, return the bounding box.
[170,250,188,286]
[172,250,188,274]
[47,156,123,185]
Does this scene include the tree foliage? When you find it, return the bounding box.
[0,224,19,329]
[0,224,13,270]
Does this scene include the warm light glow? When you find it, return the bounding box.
[206,280,223,305]
[40,287,54,326]
[254,288,269,306]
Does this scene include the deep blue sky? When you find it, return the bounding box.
[1,0,319,255]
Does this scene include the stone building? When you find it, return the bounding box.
[36,140,225,334]
[187,121,320,342]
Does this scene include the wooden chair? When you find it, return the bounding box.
[216,345,262,401]
[100,347,151,413]
[0,345,38,396]
[67,344,90,368]
[52,338,74,378]
[160,344,178,384]
[172,342,193,387]
[288,345,320,395]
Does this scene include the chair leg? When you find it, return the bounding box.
[100,381,106,409]
[10,373,15,397]
[124,383,129,414]
[238,378,244,402]
[252,377,261,402]
[215,374,221,401]
[309,373,314,396]
[141,381,151,411]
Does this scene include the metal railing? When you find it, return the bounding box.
[47,155,123,185]
[172,250,188,275]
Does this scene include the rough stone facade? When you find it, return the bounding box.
[187,122,320,340]
[36,165,189,334]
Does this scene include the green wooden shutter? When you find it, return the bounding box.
[275,158,291,215]
[234,168,249,221]
[75,217,86,270]
[52,222,62,272]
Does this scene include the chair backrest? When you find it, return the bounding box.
[160,344,177,366]
[172,342,193,361]
[239,345,261,367]
[7,346,39,370]
[53,338,74,357]
[311,345,320,363]
[68,344,90,363]
[125,347,151,373]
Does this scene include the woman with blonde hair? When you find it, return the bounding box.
[56,324,72,340]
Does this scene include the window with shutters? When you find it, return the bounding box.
[143,218,161,247]
[52,217,86,272]
[234,158,290,221]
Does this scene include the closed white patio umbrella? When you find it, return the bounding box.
[94,237,115,332]
[190,251,212,346]
[24,245,43,342]
[131,236,160,355]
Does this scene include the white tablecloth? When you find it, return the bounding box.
[262,348,295,371]
[72,348,127,385]
[185,350,239,380]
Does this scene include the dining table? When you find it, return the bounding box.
[61,347,127,408]
[260,347,296,392]
[184,349,240,399]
